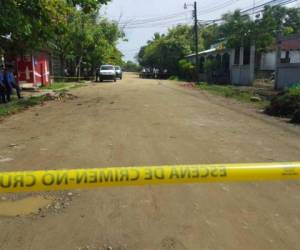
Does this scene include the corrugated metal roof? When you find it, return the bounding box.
[185,48,217,58]
[281,39,300,50]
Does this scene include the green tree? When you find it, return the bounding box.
[55,9,123,77]
[219,10,254,48]
[255,6,300,50]
[178,59,195,81]
[137,25,192,74]
[123,61,140,72]
[200,24,221,50]
[0,0,124,78]
[0,0,111,52]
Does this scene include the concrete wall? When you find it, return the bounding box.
[259,50,300,71]
[290,51,300,63]
[231,65,252,85]
[260,52,276,71]
[230,46,255,85]
[276,63,300,89]
[275,34,300,90]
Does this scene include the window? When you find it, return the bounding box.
[234,48,240,65]
[243,47,250,65]
[101,66,114,70]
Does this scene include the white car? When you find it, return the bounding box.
[115,66,123,79]
[97,65,116,82]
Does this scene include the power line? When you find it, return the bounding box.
[125,18,192,29]
[199,0,299,25]
[241,0,297,14]
[118,11,191,26]
[197,0,244,15]
[121,0,243,28]
[122,0,299,59]
[122,0,298,30]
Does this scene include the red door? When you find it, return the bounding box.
[40,63,44,86]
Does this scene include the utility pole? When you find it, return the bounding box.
[185,1,200,83]
[193,1,200,84]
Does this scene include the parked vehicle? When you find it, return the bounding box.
[115,66,123,79]
[97,65,116,82]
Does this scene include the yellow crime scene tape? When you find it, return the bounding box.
[0,162,299,193]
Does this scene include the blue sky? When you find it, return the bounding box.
[103,0,300,62]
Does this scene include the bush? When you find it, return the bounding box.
[291,110,300,124]
[169,75,179,81]
[203,59,217,74]
[265,87,300,124]
[178,59,195,81]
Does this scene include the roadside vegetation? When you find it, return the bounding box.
[197,83,269,108]
[122,61,141,72]
[178,80,299,124]
[266,86,300,124]
[42,82,85,91]
[0,82,83,119]
[0,96,47,118]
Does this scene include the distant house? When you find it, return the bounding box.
[260,42,300,71]
[186,42,255,86]
[185,34,300,89]
[275,33,300,89]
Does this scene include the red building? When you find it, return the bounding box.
[4,50,52,88]
[16,51,51,88]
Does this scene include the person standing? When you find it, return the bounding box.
[7,67,21,99]
[2,67,12,102]
[0,66,6,103]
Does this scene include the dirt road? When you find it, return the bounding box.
[0,73,299,250]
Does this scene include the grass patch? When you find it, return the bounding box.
[70,83,85,89]
[0,95,47,117]
[0,83,84,119]
[169,75,180,81]
[42,82,69,90]
[168,75,187,81]
[196,83,269,108]
[42,82,85,91]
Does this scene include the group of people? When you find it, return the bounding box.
[140,67,169,79]
[0,66,22,103]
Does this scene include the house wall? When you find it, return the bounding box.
[32,52,50,86]
[260,52,276,71]
[17,55,35,87]
[290,50,300,63]
[231,65,252,85]
[17,51,51,88]
[259,50,300,71]
[230,46,255,85]
[276,63,300,89]
[186,45,255,85]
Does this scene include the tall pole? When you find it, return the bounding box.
[194,1,200,83]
